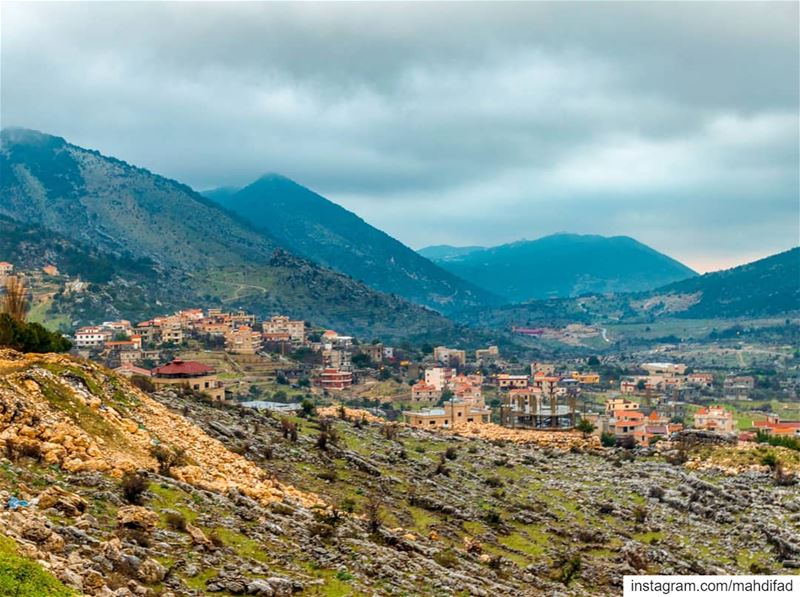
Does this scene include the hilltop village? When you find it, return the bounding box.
[2,258,798,450]
[1,257,799,595]
[61,307,800,449]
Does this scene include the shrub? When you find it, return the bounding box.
[208,529,226,548]
[165,511,187,532]
[483,509,502,525]
[485,476,503,488]
[280,418,298,442]
[632,505,648,524]
[444,446,458,461]
[120,471,148,505]
[149,444,187,476]
[760,452,778,469]
[130,375,155,393]
[382,424,399,441]
[757,430,800,451]
[300,399,316,418]
[318,468,337,482]
[363,495,384,534]
[600,433,617,448]
[433,547,458,568]
[553,554,582,585]
[0,313,72,353]
[575,418,596,438]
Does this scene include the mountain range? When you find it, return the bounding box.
[420,234,698,302]
[0,128,462,340]
[1,127,796,342]
[204,175,497,314]
[462,246,800,330]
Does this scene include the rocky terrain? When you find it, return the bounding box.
[0,351,798,596]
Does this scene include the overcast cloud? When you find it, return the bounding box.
[2,1,798,272]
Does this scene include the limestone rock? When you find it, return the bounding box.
[38,486,88,517]
[117,506,159,534]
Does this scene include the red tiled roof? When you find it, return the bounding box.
[152,359,213,376]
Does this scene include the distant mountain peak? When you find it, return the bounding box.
[206,175,500,312]
[424,233,697,302]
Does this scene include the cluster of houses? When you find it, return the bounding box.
[403,370,491,428]
[73,309,307,365]
[0,261,59,285]
[620,362,757,400]
[72,308,398,396]
[403,359,600,430]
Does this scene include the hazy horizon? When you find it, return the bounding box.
[2,2,798,274]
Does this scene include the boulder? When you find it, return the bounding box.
[136,557,168,584]
[186,522,213,549]
[38,486,87,517]
[116,506,159,534]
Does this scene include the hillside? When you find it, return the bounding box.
[463,248,800,331]
[207,175,498,313]
[646,247,800,318]
[418,245,485,261]
[1,351,797,596]
[0,128,461,340]
[425,233,697,303]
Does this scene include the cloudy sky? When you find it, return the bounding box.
[2,2,798,272]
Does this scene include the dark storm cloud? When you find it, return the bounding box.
[2,1,797,271]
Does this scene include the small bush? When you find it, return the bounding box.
[120,471,148,505]
[433,547,458,568]
[208,529,226,548]
[149,444,187,476]
[444,446,458,461]
[165,511,187,532]
[485,476,503,488]
[632,505,648,525]
[130,375,155,393]
[318,468,338,482]
[483,509,502,525]
[600,433,617,448]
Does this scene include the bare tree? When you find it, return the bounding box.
[2,276,28,322]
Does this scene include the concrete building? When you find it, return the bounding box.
[403,399,491,429]
[74,326,112,349]
[693,406,734,433]
[425,367,455,391]
[411,381,440,402]
[225,325,262,354]
[496,373,529,389]
[433,346,466,368]
[610,410,646,445]
[475,345,499,364]
[151,358,225,402]
[263,315,305,343]
[317,368,353,390]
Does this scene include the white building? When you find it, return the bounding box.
[75,326,112,348]
[424,367,455,391]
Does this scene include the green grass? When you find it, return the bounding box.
[408,506,439,533]
[208,526,269,562]
[0,534,75,596]
[184,567,219,591]
[149,482,199,524]
[302,564,366,596]
[499,531,546,557]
